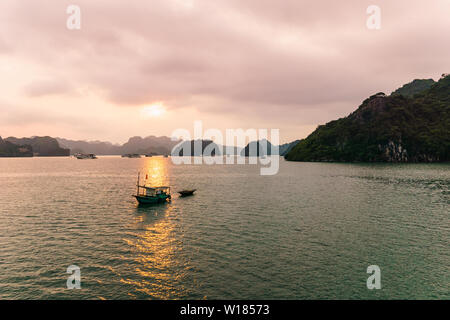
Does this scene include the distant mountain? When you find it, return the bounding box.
[286,75,450,162]
[56,138,121,155]
[5,136,69,156]
[57,136,180,155]
[279,140,300,156]
[391,79,436,98]
[240,139,299,156]
[0,136,33,157]
[241,139,274,156]
[58,136,244,156]
[172,139,220,156]
[121,136,179,155]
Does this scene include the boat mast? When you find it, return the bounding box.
[137,172,140,195]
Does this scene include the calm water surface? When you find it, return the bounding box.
[0,157,448,299]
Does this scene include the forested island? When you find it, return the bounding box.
[285,75,449,162]
[0,136,33,157]
[0,136,69,157]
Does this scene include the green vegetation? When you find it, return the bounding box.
[285,76,450,162]
[391,79,436,98]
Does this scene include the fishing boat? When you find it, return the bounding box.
[133,173,171,204]
[178,189,196,197]
[75,153,97,159]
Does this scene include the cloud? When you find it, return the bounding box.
[23,79,72,97]
[0,0,449,141]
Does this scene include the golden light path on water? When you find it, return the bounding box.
[144,156,169,187]
[121,207,185,299]
[120,157,187,299]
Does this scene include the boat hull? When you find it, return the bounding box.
[134,195,170,204]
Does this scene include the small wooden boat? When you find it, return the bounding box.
[133,173,171,205]
[178,189,196,197]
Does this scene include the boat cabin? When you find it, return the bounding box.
[137,185,170,197]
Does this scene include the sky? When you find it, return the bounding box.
[0,0,449,144]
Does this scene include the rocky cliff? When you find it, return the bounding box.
[285,75,450,162]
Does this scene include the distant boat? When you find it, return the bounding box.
[122,154,141,158]
[75,153,97,159]
[145,154,152,157]
[178,189,196,197]
[133,173,171,205]
[164,155,169,158]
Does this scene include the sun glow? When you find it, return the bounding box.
[141,103,165,118]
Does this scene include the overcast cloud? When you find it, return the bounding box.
[0,0,449,143]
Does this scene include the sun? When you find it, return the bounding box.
[141,103,165,117]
